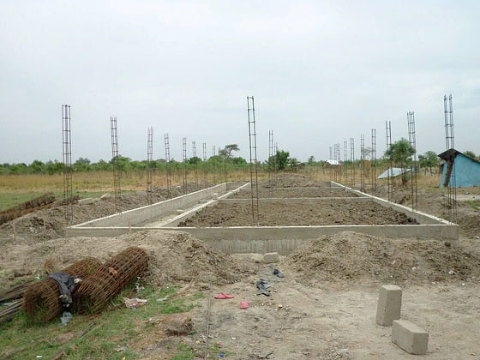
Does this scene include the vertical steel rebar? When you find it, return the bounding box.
[202,142,207,186]
[192,141,199,190]
[247,96,259,225]
[360,135,365,192]
[182,137,188,194]
[147,127,154,204]
[110,116,121,212]
[274,142,278,186]
[407,112,418,210]
[385,121,393,202]
[62,105,73,224]
[443,95,457,223]
[371,129,376,194]
[350,138,355,187]
[164,133,172,198]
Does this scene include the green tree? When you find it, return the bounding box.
[288,157,301,171]
[384,138,415,185]
[464,150,476,159]
[188,156,202,165]
[272,150,290,170]
[73,158,91,172]
[419,151,439,175]
[219,144,240,159]
[29,160,45,174]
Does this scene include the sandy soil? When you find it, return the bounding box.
[179,200,416,227]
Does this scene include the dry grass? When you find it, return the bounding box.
[0,170,255,210]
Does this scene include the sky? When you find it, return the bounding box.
[1,0,479,164]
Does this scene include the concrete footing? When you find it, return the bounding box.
[66,182,459,254]
[392,319,429,355]
[376,285,402,326]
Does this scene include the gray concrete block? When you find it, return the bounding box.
[376,285,402,326]
[392,319,429,355]
[263,252,279,263]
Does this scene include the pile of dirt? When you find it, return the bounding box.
[0,231,252,290]
[287,231,480,285]
[130,231,253,286]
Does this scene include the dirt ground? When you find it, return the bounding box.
[1,230,480,359]
[179,200,416,227]
[0,182,208,243]
[1,173,480,359]
[359,182,480,238]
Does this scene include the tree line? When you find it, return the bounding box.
[1,142,477,176]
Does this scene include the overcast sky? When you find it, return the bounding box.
[1,0,479,164]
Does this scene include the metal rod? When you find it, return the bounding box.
[247,96,259,224]
[62,105,73,224]
[110,116,121,212]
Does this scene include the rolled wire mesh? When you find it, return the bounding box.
[74,247,148,314]
[23,257,102,324]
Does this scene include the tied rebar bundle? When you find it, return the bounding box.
[74,247,148,314]
[23,257,102,324]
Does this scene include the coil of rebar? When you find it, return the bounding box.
[74,247,148,314]
[23,257,102,324]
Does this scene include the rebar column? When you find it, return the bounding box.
[344,140,348,184]
[443,94,457,223]
[110,116,121,212]
[164,133,172,198]
[147,127,154,204]
[407,112,418,210]
[62,105,73,224]
[371,129,377,194]
[386,121,393,202]
[182,137,188,194]
[360,135,365,192]
[192,141,199,190]
[202,142,207,186]
[350,138,355,187]
[247,96,259,225]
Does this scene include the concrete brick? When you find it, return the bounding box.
[263,252,279,263]
[376,285,402,326]
[392,319,429,355]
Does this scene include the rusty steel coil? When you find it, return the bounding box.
[23,257,102,324]
[74,247,149,314]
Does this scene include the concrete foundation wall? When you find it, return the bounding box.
[74,183,228,228]
[66,223,458,254]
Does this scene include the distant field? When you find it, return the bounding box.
[0,168,441,211]
[0,170,252,211]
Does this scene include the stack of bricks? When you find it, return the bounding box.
[376,285,429,355]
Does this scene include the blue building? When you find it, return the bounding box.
[438,149,480,188]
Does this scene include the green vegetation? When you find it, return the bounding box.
[384,138,415,185]
[0,286,203,360]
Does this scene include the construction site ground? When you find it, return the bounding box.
[1,173,479,359]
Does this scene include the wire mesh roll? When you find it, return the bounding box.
[23,257,102,324]
[74,247,148,314]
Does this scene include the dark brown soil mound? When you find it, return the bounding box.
[287,231,480,284]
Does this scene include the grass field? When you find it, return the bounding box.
[0,168,441,211]
[0,170,255,211]
[0,286,212,360]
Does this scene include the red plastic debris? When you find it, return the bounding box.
[240,301,250,309]
[214,293,234,299]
